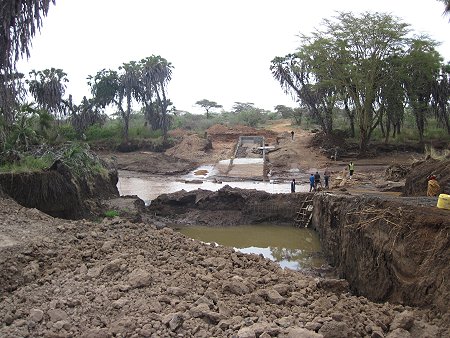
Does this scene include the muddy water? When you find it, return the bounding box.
[118,169,309,204]
[178,224,326,270]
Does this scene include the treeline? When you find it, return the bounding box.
[271,12,450,151]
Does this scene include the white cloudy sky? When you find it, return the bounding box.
[18,0,450,114]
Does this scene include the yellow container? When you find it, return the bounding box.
[436,194,450,210]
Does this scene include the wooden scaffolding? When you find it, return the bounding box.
[294,196,314,227]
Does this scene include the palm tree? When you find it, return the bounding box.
[26,68,69,121]
[140,56,173,139]
[0,0,55,130]
[119,61,141,142]
[438,0,450,16]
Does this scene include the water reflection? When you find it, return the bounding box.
[177,224,326,270]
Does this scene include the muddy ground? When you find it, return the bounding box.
[1,120,450,337]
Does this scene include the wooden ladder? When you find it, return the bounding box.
[294,196,314,228]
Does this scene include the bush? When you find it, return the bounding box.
[104,210,120,218]
[55,124,78,142]
[85,123,121,141]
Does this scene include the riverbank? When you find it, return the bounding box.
[1,195,448,337]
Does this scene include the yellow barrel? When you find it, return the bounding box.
[436,194,450,210]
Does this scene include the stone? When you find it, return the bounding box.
[236,326,256,338]
[163,312,184,331]
[86,265,104,279]
[104,258,127,274]
[47,308,69,323]
[29,309,44,322]
[266,289,284,304]
[128,269,152,288]
[287,327,324,338]
[80,328,110,338]
[318,320,351,338]
[390,311,414,331]
[316,279,349,294]
[222,280,249,295]
[386,328,411,338]
[273,283,290,295]
[167,286,187,296]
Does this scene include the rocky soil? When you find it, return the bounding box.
[1,121,450,337]
[1,196,448,338]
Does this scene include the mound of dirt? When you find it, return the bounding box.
[384,164,410,182]
[1,196,448,337]
[165,133,212,162]
[403,158,450,196]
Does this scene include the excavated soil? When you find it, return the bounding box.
[2,121,450,337]
[1,196,449,338]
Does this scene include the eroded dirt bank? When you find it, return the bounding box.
[0,160,119,219]
[313,193,450,313]
[147,186,309,226]
[1,196,449,337]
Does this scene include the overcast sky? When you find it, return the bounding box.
[18,0,450,114]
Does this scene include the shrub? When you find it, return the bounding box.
[105,210,120,218]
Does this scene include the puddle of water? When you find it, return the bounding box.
[177,224,326,270]
[118,170,310,204]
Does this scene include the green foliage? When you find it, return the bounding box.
[85,123,121,141]
[272,12,449,151]
[195,99,223,118]
[0,154,53,173]
[104,210,120,218]
[56,124,78,142]
[172,113,220,132]
[59,142,108,178]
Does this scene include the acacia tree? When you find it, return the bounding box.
[195,99,222,119]
[328,12,410,150]
[431,64,450,133]
[26,68,69,121]
[0,0,55,130]
[271,43,339,135]
[273,12,412,151]
[403,38,442,143]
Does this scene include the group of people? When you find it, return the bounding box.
[290,169,331,193]
[290,161,355,193]
[308,170,330,192]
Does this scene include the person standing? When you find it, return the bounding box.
[291,130,294,140]
[348,161,355,179]
[309,174,315,192]
[324,168,330,189]
[314,171,321,190]
[427,175,440,197]
[290,179,296,193]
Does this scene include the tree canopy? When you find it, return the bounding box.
[272,11,449,151]
[195,99,222,119]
